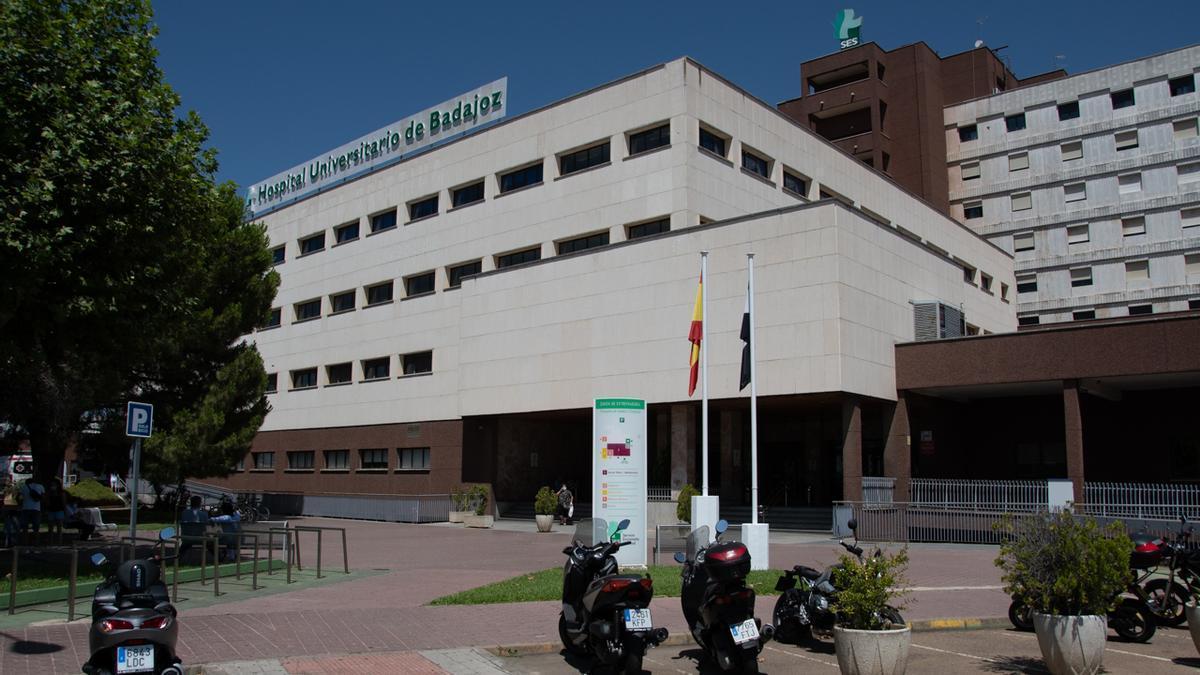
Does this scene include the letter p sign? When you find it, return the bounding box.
[126,401,154,438]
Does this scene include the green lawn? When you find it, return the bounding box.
[429,565,787,606]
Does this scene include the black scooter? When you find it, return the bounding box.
[674,519,774,674]
[559,518,669,674]
[83,528,183,675]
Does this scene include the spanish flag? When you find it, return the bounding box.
[688,273,703,396]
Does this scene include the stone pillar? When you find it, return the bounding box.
[883,394,912,501]
[1062,380,1086,503]
[670,404,697,491]
[842,398,863,502]
[719,409,738,502]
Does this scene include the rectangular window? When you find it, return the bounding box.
[1070,267,1093,287]
[451,180,485,207]
[958,125,978,142]
[362,357,390,381]
[1008,153,1029,172]
[1129,304,1153,316]
[1064,182,1087,203]
[294,299,321,322]
[1121,216,1146,237]
[334,220,359,244]
[1119,173,1142,194]
[1115,130,1139,151]
[783,170,809,196]
[290,367,317,389]
[1179,162,1200,185]
[496,247,540,268]
[330,290,355,314]
[1013,232,1035,252]
[1005,113,1026,132]
[1186,253,1200,277]
[559,141,610,176]
[1111,89,1135,109]
[1067,224,1090,245]
[627,218,670,240]
[265,373,278,393]
[741,149,769,178]
[398,447,431,471]
[1183,207,1200,228]
[324,450,349,471]
[326,362,352,385]
[359,449,388,470]
[963,201,983,219]
[264,307,282,329]
[1191,299,1200,310]
[1016,274,1038,294]
[1073,309,1096,321]
[401,350,433,375]
[365,281,393,306]
[1125,259,1149,282]
[1057,101,1080,121]
[1018,315,1041,326]
[370,209,398,233]
[405,271,435,296]
[1011,192,1032,211]
[271,245,285,266]
[408,194,439,221]
[960,162,980,180]
[1170,75,1196,97]
[1061,140,1083,161]
[1175,118,1199,140]
[299,231,325,255]
[499,162,544,193]
[980,273,993,293]
[963,266,976,284]
[557,231,609,255]
[628,123,670,156]
[1000,283,1010,301]
[698,127,727,157]
[287,451,314,471]
[447,260,482,287]
[253,452,275,470]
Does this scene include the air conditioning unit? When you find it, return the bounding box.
[912,301,964,341]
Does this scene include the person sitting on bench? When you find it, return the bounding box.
[63,496,95,541]
[178,495,211,559]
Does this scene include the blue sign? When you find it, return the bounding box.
[126,401,154,438]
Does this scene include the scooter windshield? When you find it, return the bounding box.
[685,525,711,562]
[575,518,605,546]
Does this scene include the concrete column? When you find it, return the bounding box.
[719,410,738,501]
[1062,380,1086,503]
[670,404,697,491]
[883,394,912,501]
[842,398,863,502]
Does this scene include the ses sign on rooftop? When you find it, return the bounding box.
[835,9,863,50]
[246,78,508,216]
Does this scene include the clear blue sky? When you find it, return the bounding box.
[151,1,1200,192]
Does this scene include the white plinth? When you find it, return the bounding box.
[691,495,720,544]
[741,523,770,570]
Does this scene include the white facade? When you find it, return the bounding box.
[945,45,1200,325]
[253,58,1014,433]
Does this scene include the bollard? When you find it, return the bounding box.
[267,530,274,576]
[212,535,221,596]
[341,528,349,574]
[8,546,18,615]
[172,538,181,603]
[294,529,303,571]
[200,536,208,586]
[68,542,78,622]
[235,538,241,581]
[315,529,323,580]
[251,535,260,591]
[286,530,293,584]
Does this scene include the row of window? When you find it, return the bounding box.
[1014,253,1200,297]
[1011,208,1200,255]
[265,350,433,392]
[697,125,813,199]
[956,75,1196,143]
[1019,298,1200,326]
[241,447,431,472]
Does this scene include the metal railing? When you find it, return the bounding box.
[1080,482,1200,521]
[262,492,450,523]
[910,478,1047,512]
[648,486,673,502]
[862,477,895,504]
[839,501,1042,544]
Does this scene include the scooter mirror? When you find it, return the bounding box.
[673,551,687,564]
[90,553,108,567]
[847,518,858,532]
[715,519,728,534]
[159,527,176,541]
[617,519,630,531]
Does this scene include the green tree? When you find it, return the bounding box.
[0,0,278,483]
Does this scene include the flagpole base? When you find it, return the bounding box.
[691,495,720,544]
[741,523,770,570]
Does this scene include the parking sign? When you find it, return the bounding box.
[126,401,154,438]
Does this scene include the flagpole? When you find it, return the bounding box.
[748,253,759,525]
[700,250,709,497]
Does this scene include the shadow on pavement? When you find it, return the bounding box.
[980,655,1048,673]
[1174,657,1200,668]
[2,632,64,655]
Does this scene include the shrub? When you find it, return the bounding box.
[470,484,490,516]
[832,548,910,630]
[534,486,557,516]
[66,478,125,507]
[450,485,472,511]
[995,510,1132,616]
[676,484,699,523]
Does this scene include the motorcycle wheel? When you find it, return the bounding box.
[880,606,905,629]
[1008,601,1034,632]
[738,654,760,674]
[558,612,589,657]
[1143,578,1189,626]
[1112,598,1156,643]
[772,592,811,644]
[621,651,643,675]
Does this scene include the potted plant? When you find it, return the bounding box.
[534,486,556,532]
[676,484,698,523]
[995,510,1132,675]
[448,485,472,523]
[464,484,494,528]
[1187,601,1200,655]
[830,528,911,675]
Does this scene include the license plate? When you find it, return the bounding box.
[624,608,653,631]
[730,618,760,645]
[116,645,154,673]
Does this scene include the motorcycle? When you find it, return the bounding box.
[1138,517,1197,626]
[772,518,904,644]
[674,519,774,674]
[83,528,184,675]
[559,518,668,674]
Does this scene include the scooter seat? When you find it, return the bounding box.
[794,565,822,581]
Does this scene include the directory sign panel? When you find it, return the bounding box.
[592,397,648,566]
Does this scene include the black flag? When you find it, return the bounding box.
[739,289,751,391]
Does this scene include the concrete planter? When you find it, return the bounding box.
[448,510,470,523]
[535,514,554,532]
[1032,613,1105,675]
[1186,603,1200,655]
[833,625,911,675]
[464,514,494,528]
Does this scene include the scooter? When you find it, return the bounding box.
[83,528,183,675]
[674,519,774,674]
[772,518,904,644]
[559,518,669,674]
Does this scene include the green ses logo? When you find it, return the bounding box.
[834,8,863,49]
